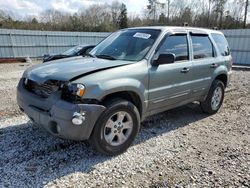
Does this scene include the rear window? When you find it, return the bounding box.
[191,35,214,59]
[211,33,230,56]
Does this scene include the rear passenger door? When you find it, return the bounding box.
[190,33,218,97]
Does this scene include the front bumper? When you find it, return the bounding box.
[17,80,106,140]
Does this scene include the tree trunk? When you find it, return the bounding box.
[243,0,249,28]
[167,0,170,21]
[219,10,223,28]
[207,0,211,26]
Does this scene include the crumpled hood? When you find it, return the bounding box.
[24,56,131,84]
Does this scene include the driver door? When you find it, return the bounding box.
[148,34,194,112]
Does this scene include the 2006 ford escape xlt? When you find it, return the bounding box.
[17,26,232,155]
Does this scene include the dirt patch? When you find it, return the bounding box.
[0,58,27,64]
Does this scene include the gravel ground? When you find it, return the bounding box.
[0,62,249,187]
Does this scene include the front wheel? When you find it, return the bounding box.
[90,99,140,155]
[201,80,225,114]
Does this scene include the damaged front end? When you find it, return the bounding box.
[24,78,63,98]
[17,77,106,140]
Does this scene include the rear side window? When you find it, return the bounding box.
[191,35,214,59]
[211,33,230,56]
[158,35,189,61]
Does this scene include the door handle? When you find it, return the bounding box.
[180,67,190,73]
[210,63,218,68]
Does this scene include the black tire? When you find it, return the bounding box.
[201,79,225,114]
[90,99,140,155]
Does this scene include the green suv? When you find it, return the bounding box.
[17,26,232,155]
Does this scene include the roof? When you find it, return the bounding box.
[77,44,95,47]
[127,26,223,35]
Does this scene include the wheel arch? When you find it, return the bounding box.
[214,73,228,88]
[101,91,143,118]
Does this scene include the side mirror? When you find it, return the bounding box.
[152,53,175,66]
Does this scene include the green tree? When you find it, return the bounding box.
[158,13,167,25]
[180,7,193,25]
[212,0,227,28]
[118,3,128,29]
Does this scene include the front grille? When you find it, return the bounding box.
[24,79,60,98]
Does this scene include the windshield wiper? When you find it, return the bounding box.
[85,53,96,58]
[96,54,116,60]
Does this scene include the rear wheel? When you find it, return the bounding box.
[201,80,225,114]
[90,99,140,155]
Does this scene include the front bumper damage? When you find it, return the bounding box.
[17,80,106,140]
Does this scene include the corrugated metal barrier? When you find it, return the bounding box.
[0,28,249,65]
[0,29,110,58]
[222,29,250,65]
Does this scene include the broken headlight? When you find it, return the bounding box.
[61,83,86,103]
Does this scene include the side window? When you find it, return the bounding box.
[158,35,189,61]
[191,35,214,59]
[211,33,230,56]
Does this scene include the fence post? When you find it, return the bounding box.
[9,33,15,58]
[46,34,49,54]
[77,35,80,45]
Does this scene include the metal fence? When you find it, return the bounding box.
[0,29,110,58]
[0,28,249,65]
[222,29,250,65]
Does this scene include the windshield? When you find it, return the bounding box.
[90,29,161,61]
[62,46,82,56]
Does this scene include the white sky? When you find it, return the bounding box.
[0,0,149,18]
[0,0,249,22]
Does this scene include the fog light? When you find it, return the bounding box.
[72,112,85,125]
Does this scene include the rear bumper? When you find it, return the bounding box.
[17,80,106,140]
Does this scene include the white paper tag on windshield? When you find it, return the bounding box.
[133,32,151,39]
